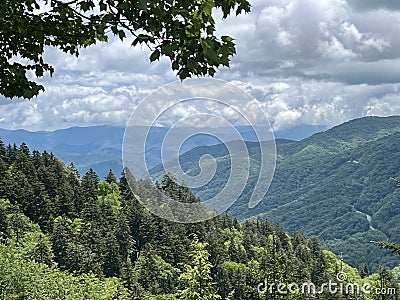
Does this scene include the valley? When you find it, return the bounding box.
[1,116,399,273]
[152,116,400,271]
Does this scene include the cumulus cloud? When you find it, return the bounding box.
[1,0,400,131]
[228,78,400,131]
[218,0,394,81]
[365,93,400,116]
[0,83,152,130]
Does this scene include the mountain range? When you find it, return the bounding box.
[0,124,326,178]
[2,116,399,271]
[151,116,400,272]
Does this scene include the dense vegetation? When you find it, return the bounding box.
[152,116,400,271]
[0,139,398,299]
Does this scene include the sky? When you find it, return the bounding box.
[2,0,400,131]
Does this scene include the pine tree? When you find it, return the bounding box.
[133,243,179,295]
[0,139,7,193]
[29,233,54,266]
[0,202,8,241]
[115,212,135,266]
[81,168,101,222]
[82,168,100,200]
[66,163,83,216]
[50,216,74,270]
[309,237,327,285]
[105,169,117,184]
[177,235,221,300]
[376,241,400,255]
[373,266,399,300]
[360,264,370,279]
[103,233,122,277]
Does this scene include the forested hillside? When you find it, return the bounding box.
[153,116,400,271]
[0,140,398,299]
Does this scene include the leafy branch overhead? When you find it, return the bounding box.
[375,241,400,255]
[0,0,251,99]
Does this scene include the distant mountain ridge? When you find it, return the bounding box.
[0,124,326,178]
[1,116,400,271]
[151,115,400,271]
[0,125,124,178]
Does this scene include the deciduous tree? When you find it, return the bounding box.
[1,0,251,99]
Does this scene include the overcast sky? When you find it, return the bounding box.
[2,0,400,131]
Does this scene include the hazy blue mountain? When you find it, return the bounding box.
[0,124,325,178]
[273,124,327,140]
[151,116,400,271]
[0,126,124,178]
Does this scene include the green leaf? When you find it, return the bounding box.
[118,30,126,40]
[138,0,148,11]
[221,36,234,42]
[202,0,215,16]
[99,1,107,11]
[35,65,43,77]
[149,49,160,62]
[178,68,190,80]
[208,67,216,76]
[0,0,249,98]
[161,42,175,57]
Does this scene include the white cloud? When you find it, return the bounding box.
[1,0,400,132]
[317,36,357,60]
[365,93,400,116]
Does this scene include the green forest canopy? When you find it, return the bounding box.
[0,140,399,299]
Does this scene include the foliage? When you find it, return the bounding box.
[0,138,399,299]
[374,179,400,258]
[0,243,130,299]
[133,244,180,295]
[376,241,400,255]
[0,0,250,99]
[177,235,220,300]
[153,116,400,271]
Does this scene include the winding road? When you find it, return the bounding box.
[352,205,375,231]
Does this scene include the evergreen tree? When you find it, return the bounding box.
[66,163,83,216]
[377,241,400,255]
[115,212,135,267]
[50,216,74,270]
[291,231,312,281]
[28,233,54,266]
[118,169,136,205]
[133,243,179,295]
[81,168,101,222]
[309,237,327,285]
[103,233,122,277]
[0,199,11,241]
[360,264,370,279]
[373,266,400,300]
[105,169,117,184]
[0,140,8,194]
[177,235,221,300]
[82,168,100,199]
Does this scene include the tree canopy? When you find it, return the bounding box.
[0,0,251,99]
[0,139,399,299]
